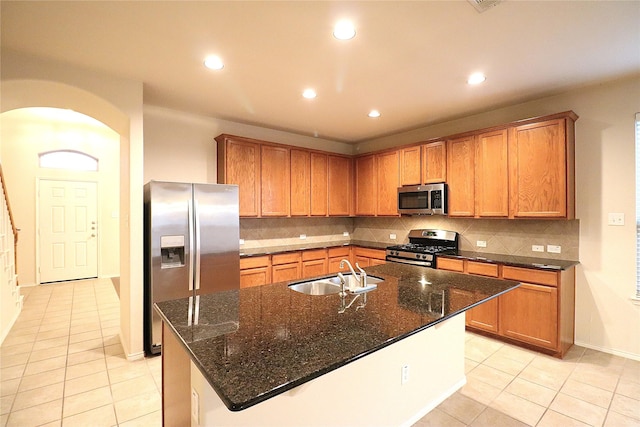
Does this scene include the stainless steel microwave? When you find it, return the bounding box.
[397,183,448,215]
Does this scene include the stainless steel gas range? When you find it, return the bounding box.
[385,229,459,268]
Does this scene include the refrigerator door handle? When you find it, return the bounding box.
[194,295,200,325]
[188,199,194,291]
[194,199,201,291]
[188,296,193,326]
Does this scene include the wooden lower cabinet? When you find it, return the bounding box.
[240,256,271,288]
[301,249,328,278]
[272,252,302,283]
[467,297,499,333]
[353,247,386,268]
[328,246,351,273]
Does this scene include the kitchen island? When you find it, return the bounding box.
[155,263,519,426]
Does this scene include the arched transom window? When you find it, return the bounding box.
[39,150,98,171]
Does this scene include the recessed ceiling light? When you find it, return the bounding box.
[368,110,381,118]
[333,20,356,40]
[302,88,317,99]
[204,56,224,70]
[467,72,486,85]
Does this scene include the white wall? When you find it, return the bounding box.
[357,76,640,359]
[143,106,354,184]
[0,108,121,285]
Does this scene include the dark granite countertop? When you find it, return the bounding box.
[439,251,579,271]
[155,263,519,412]
[239,240,387,257]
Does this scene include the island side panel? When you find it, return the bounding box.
[162,322,191,426]
[190,314,466,427]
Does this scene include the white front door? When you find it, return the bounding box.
[39,180,98,283]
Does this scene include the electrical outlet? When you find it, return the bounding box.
[390,233,397,240]
[401,365,410,385]
[343,231,349,237]
[608,213,625,226]
[239,239,245,245]
[547,245,561,254]
[299,234,306,240]
[532,245,544,252]
[476,240,487,248]
[191,388,200,424]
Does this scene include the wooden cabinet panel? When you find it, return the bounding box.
[354,256,370,268]
[240,256,270,270]
[290,149,310,216]
[272,263,301,283]
[400,146,421,186]
[476,129,509,217]
[376,151,400,216]
[423,141,447,184]
[302,258,328,278]
[509,118,568,218]
[240,267,270,288]
[467,297,499,333]
[328,257,349,273]
[467,261,499,277]
[502,266,558,287]
[327,155,351,216]
[447,136,475,217]
[355,155,376,216]
[271,252,301,265]
[499,284,558,350]
[310,153,328,216]
[328,246,350,258]
[216,136,260,217]
[301,249,328,261]
[261,145,290,216]
[370,258,386,266]
[436,257,464,272]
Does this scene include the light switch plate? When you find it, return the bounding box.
[547,245,561,254]
[532,245,544,252]
[239,239,245,245]
[401,365,410,385]
[608,213,625,226]
[343,231,349,237]
[299,234,306,239]
[390,233,397,240]
[476,240,487,248]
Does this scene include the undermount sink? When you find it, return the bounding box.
[288,273,384,296]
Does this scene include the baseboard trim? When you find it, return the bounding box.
[574,340,640,362]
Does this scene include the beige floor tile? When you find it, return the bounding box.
[560,378,613,408]
[537,409,590,427]
[62,403,117,427]
[483,352,529,376]
[113,390,161,424]
[36,327,70,341]
[32,336,69,351]
[518,364,568,391]
[69,322,101,335]
[118,409,162,427]
[494,344,537,365]
[63,386,112,418]
[65,358,107,381]
[489,391,546,426]
[104,343,124,357]
[108,361,150,385]
[549,393,608,427]
[468,364,516,390]
[66,347,105,366]
[17,367,65,393]
[111,374,158,402]
[102,334,121,347]
[437,392,486,424]
[465,337,503,363]
[5,398,62,427]
[12,382,64,411]
[459,377,502,406]
[0,379,20,398]
[28,344,68,363]
[581,349,627,371]
[469,407,529,427]
[105,354,129,371]
[1,334,36,348]
[413,408,466,427]
[0,343,33,358]
[504,377,557,408]
[37,319,70,333]
[0,353,29,369]
[1,413,8,426]
[68,338,103,354]
[102,326,120,338]
[617,377,640,400]
[64,371,109,397]
[68,330,103,345]
[604,410,640,427]
[529,354,577,378]
[1,394,15,415]
[23,355,67,376]
[0,365,25,382]
[610,393,640,421]
[570,364,621,392]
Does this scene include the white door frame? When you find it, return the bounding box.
[36,177,100,285]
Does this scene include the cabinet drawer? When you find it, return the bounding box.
[240,255,270,270]
[301,249,327,261]
[503,266,558,287]
[467,261,499,277]
[353,247,385,260]
[327,246,350,258]
[272,252,301,265]
[437,257,464,272]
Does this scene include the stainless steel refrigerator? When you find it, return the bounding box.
[143,181,240,355]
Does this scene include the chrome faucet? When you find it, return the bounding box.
[339,259,367,288]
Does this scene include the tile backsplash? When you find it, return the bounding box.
[240,216,579,260]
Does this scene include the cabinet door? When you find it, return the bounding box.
[423,141,447,184]
[467,297,499,333]
[328,257,350,273]
[370,258,386,266]
[476,129,509,217]
[509,118,567,218]
[290,149,310,216]
[272,262,301,283]
[354,256,371,268]
[302,258,328,279]
[400,146,421,186]
[447,136,475,217]
[355,155,377,216]
[499,283,558,350]
[310,153,328,216]
[219,138,260,217]
[376,151,400,216]
[261,145,290,216]
[327,155,351,216]
[240,267,270,288]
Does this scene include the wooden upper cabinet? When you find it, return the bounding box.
[475,129,509,217]
[290,149,310,216]
[310,152,328,216]
[423,141,447,184]
[355,155,377,216]
[447,136,475,217]
[400,146,421,186]
[216,135,260,217]
[327,155,351,216]
[509,115,575,218]
[261,145,290,216]
[376,151,400,216]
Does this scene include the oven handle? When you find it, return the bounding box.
[385,256,433,267]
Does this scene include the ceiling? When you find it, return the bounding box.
[2,1,639,143]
